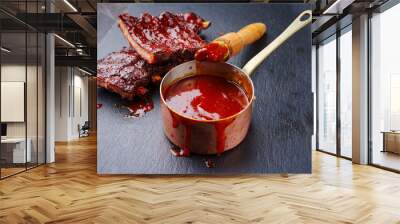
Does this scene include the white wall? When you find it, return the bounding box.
[73,73,89,137]
[1,65,26,133]
[55,66,69,141]
[1,63,46,164]
[54,67,89,141]
[1,65,26,139]
[1,65,41,138]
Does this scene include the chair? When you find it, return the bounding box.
[78,121,90,138]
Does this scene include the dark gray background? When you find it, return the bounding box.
[97,3,313,174]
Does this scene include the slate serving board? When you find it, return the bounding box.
[97,3,313,174]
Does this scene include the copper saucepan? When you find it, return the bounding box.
[160,10,312,155]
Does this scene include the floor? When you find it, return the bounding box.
[1,163,43,178]
[0,167,25,178]
[372,150,400,171]
[0,136,400,223]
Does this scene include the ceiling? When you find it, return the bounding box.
[0,0,390,72]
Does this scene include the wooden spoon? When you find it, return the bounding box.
[195,23,267,62]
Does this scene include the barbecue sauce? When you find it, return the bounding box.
[195,42,229,62]
[164,75,248,155]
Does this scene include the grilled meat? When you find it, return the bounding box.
[97,47,178,100]
[98,12,210,99]
[118,11,210,64]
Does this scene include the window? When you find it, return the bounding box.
[317,36,337,154]
[316,26,353,159]
[370,3,400,171]
[339,28,352,158]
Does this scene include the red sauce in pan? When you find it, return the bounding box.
[164,75,249,155]
[164,75,248,120]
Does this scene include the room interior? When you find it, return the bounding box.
[0,30,46,177]
[0,0,400,222]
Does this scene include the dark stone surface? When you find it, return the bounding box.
[97,3,313,174]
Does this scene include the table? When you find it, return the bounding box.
[1,138,31,163]
[382,131,400,154]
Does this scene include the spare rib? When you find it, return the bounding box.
[118,11,210,64]
[97,47,179,100]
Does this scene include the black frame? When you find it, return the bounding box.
[315,24,353,161]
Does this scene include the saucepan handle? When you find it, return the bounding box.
[242,10,312,76]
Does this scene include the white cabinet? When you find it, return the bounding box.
[1,138,32,163]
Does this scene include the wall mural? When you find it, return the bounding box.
[97,3,313,174]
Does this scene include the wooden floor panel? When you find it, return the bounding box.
[1,135,400,223]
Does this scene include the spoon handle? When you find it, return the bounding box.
[242,10,312,76]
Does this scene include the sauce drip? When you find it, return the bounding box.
[164,75,248,155]
[114,97,154,118]
[204,159,216,168]
[194,42,229,62]
[169,111,192,157]
[164,75,248,120]
[127,100,154,117]
[215,121,233,155]
[170,145,190,157]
